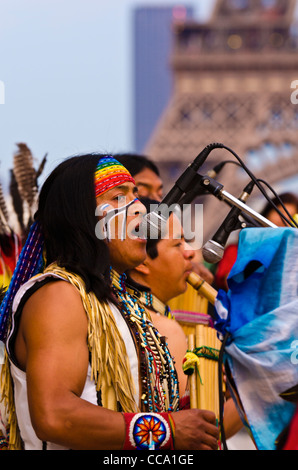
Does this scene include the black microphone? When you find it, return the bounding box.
[140,143,224,239]
[178,160,228,206]
[202,180,255,264]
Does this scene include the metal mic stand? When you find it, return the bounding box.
[185,173,278,229]
[219,189,277,228]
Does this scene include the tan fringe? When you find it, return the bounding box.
[0,352,22,450]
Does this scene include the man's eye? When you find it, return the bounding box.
[138,188,149,196]
[114,195,126,203]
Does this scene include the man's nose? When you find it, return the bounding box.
[184,242,195,260]
[128,198,147,218]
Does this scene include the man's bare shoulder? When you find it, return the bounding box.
[15,280,88,371]
[21,279,86,330]
[150,311,186,341]
[164,316,187,338]
[24,279,82,307]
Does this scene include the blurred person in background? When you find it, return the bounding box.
[115,153,163,201]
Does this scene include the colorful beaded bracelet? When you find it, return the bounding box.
[123,412,175,450]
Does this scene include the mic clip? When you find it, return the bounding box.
[178,174,224,207]
[199,175,224,198]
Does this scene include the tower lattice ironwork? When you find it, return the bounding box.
[144,0,298,239]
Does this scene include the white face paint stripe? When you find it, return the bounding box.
[97,198,139,241]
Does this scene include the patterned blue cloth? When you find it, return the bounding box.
[214,227,298,450]
[0,221,44,342]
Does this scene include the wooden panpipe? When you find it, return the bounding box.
[186,324,222,419]
[187,273,221,419]
[177,272,222,419]
[186,271,217,306]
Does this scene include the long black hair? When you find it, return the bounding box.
[36,154,113,302]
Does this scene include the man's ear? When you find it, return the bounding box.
[134,260,150,276]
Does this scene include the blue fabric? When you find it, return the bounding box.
[0,222,44,342]
[214,227,298,450]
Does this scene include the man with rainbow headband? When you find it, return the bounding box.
[0,154,219,450]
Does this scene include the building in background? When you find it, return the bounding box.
[133,5,194,153]
[144,0,298,239]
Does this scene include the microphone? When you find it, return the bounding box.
[202,180,255,264]
[141,143,224,239]
[177,160,228,206]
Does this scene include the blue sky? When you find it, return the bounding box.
[0,0,215,192]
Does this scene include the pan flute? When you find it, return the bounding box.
[168,272,222,419]
[186,323,222,419]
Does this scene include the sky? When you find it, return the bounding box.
[0,0,215,193]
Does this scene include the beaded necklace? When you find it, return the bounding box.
[110,269,179,413]
[124,275,173,319]
[138,290,173,319]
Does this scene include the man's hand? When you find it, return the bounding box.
[172,409,219,450]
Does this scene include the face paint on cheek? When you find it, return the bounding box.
[95,198,139,241]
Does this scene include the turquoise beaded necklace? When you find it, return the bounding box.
[138,289,173,319]
[110,269,180,413]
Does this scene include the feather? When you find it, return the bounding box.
[35,152,48,183]
[13,143,37,214]
[9,169,25,234]
[0,181,9,224]
[0,217,6,236]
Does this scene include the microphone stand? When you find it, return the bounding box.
[185,174,278,229]
[219,189,277,228]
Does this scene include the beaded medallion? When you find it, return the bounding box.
[128,413,170,450]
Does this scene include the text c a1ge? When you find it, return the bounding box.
[147,454,194,465]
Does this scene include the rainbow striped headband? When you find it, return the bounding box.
[94,156,135,198]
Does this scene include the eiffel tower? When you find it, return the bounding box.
[144,0,298,240]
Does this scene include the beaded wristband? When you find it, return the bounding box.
[122,412,175,450]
